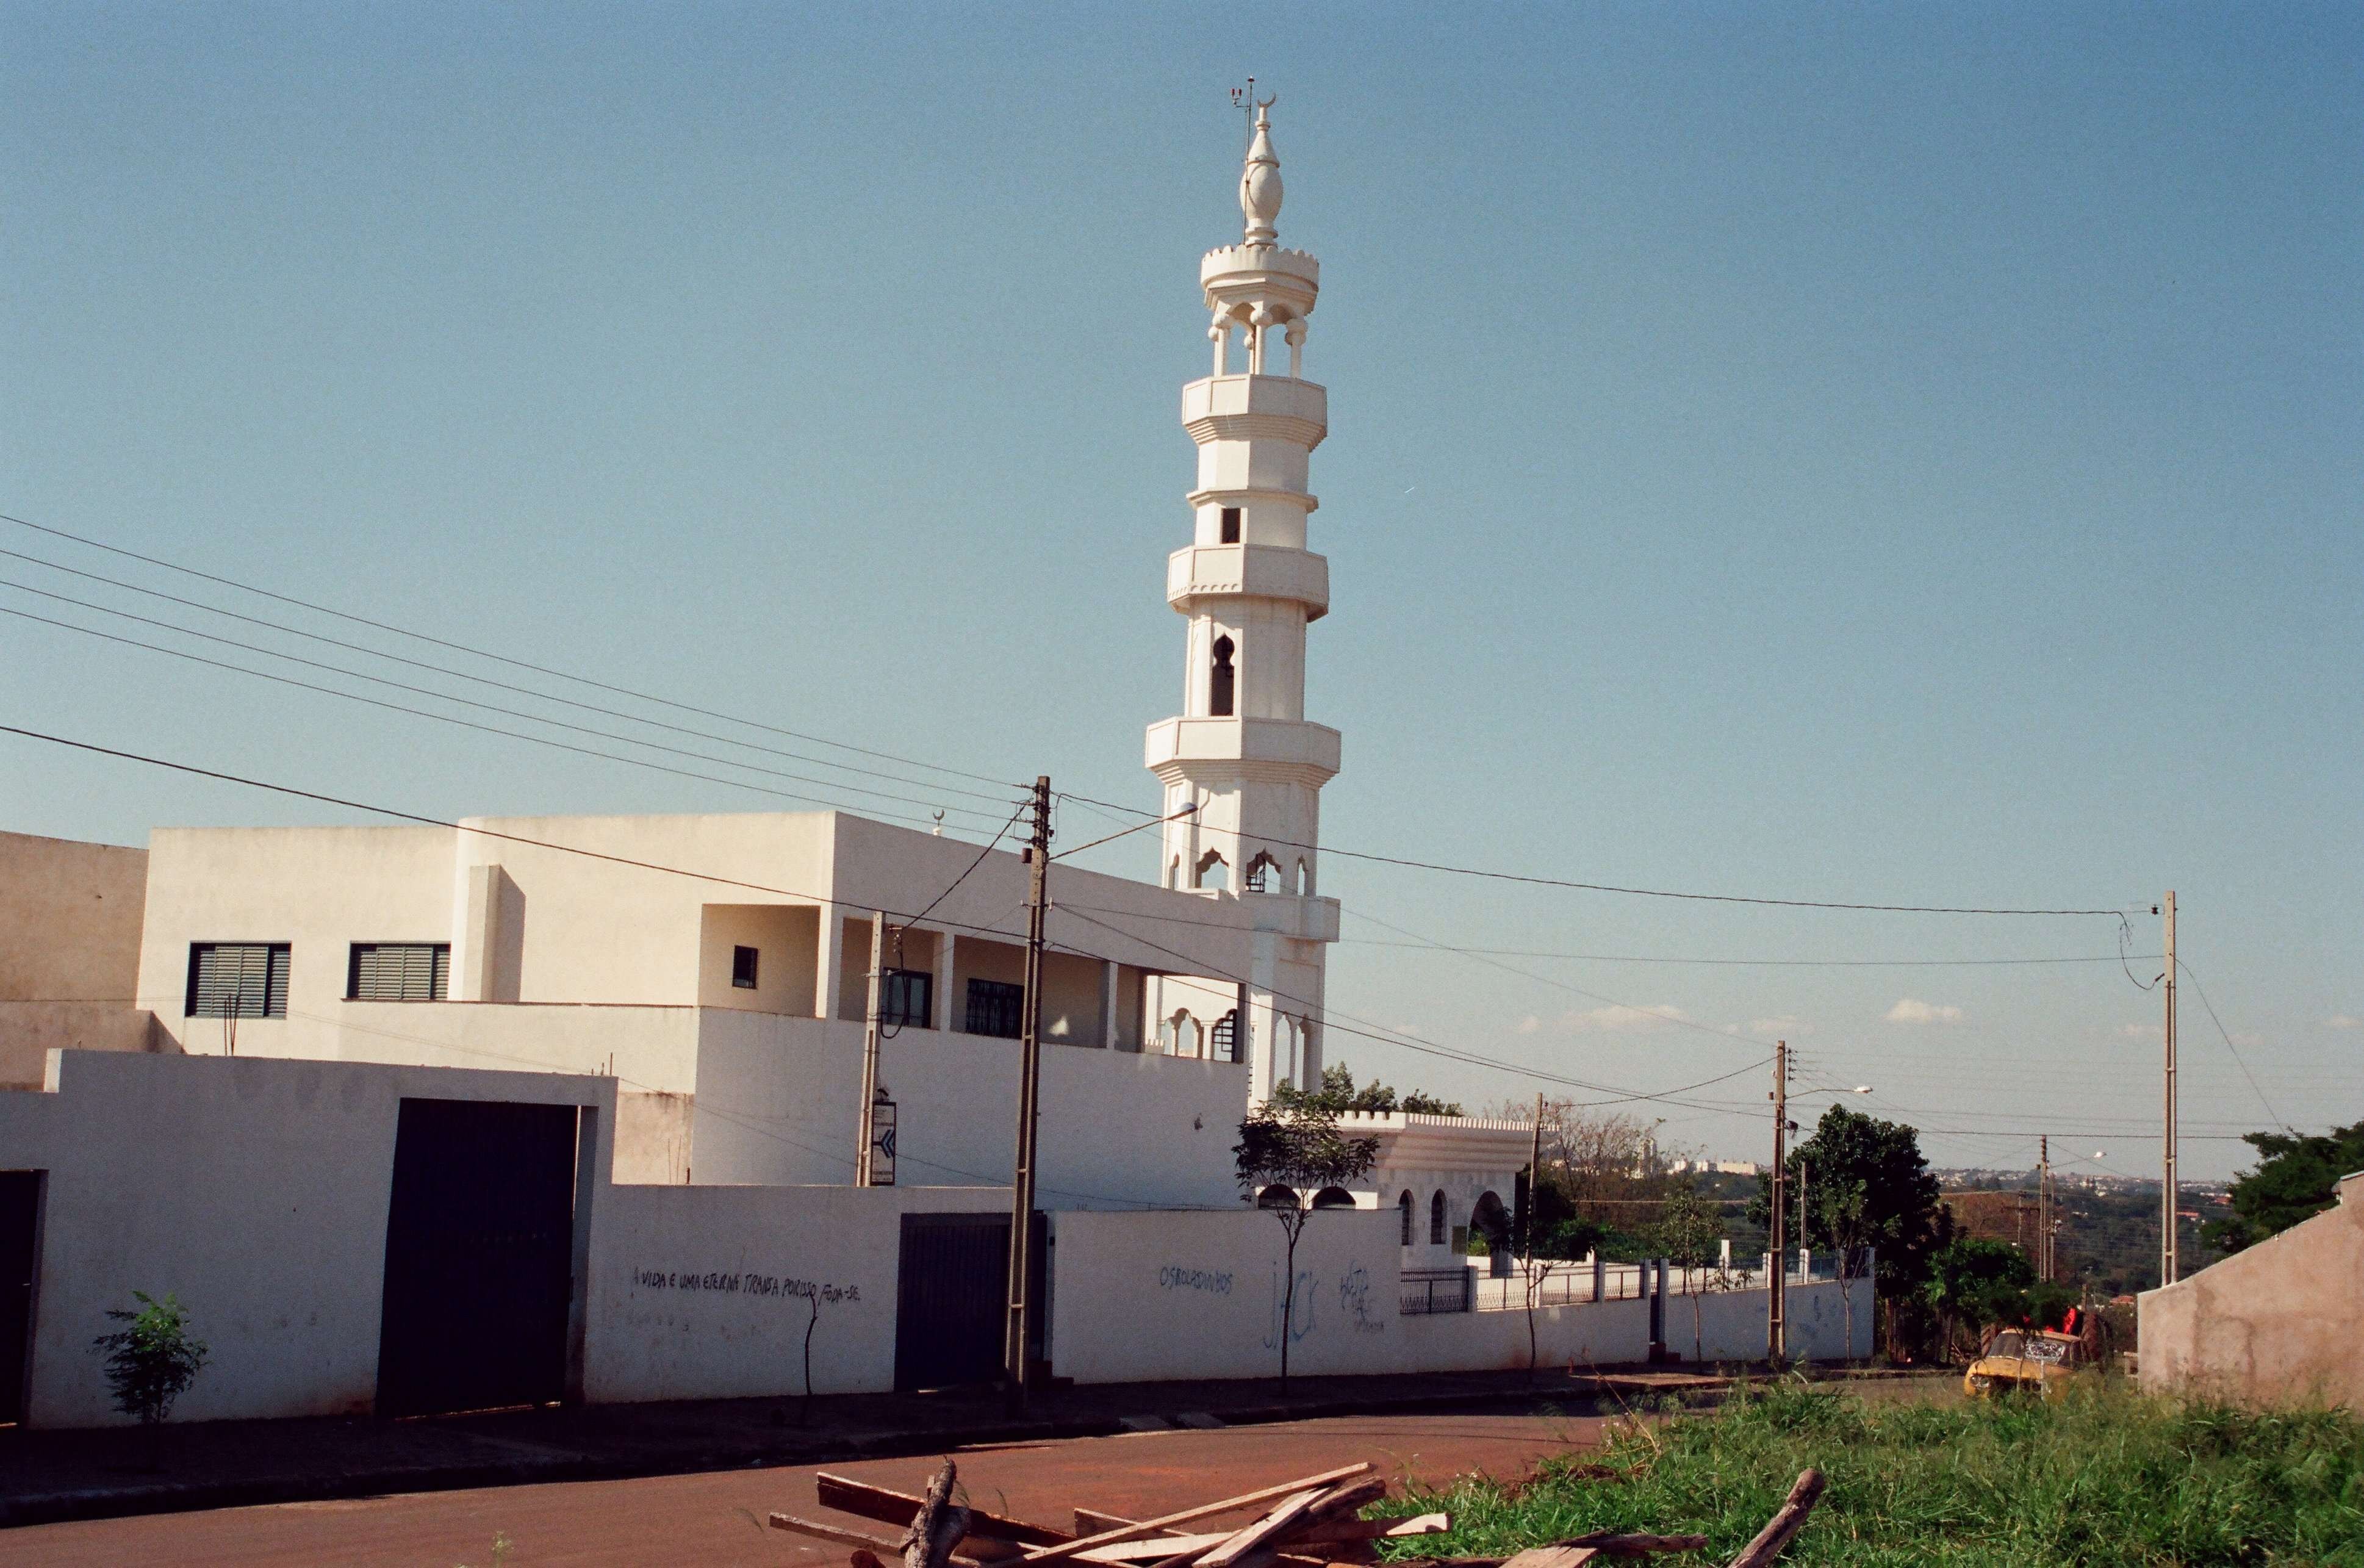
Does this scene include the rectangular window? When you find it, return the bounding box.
[881,968,933,1029]
[731,945,760,990]
[347,943,450,1001]
[186,943,290,1018]
[1220,506,1242,544]
[965,978,1024,1040]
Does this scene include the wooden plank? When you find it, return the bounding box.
[1019,1464,1377,1564]
[1080,1533,1239,1564]
[1202,1476,1388,1568]
[770,1512,988,1568]
[1725,1470,1826,1568]
[1295,1510,1450,1545]
[1498,1550,1599,1568]
[900,1460,972,1568]
[1558,1533,1708,1556]
[822,1472,1072,1548]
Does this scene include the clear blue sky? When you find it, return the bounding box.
[5,4,2356,1182]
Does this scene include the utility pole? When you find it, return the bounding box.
[1768,1041,1787,1362]
[1526,1091,1544,1262]
[1002,775,1052,1411]
[2162,890,2179,1287]
[855,912,886,1186]
[2037,1134,2050,1282]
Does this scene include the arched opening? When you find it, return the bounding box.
[1296,858,1313,896]
[1471,1190,1514,1278]
[1428,1190,1448,1246]
[1209,635,1235,717]
[1257,1184,1299,1210]
[1397,1190,1415,1245]
[1194,849,1228,892]
[1310,1187,1356,1210]
[1220,506,1241,544]
[1210,1009,1239,1063]
[1165,1009,1199,1059]
[1245,852,1280,893]
[1273,1014,1299,1088]
[1167,855,1182,890]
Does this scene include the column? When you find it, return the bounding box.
[1099,960,1119,1051]
[933,932,957,1033]
[816,904,843,1022]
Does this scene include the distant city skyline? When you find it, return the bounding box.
[4,4,2355,1179]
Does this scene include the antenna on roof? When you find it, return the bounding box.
[1231,76,1273,153]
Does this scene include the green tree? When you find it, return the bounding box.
[92,1291,209,1467]
[1233,1102,1379,1390]
[1750,1105,1952,1301]
[2204,1120,2364,1254]
[1925,1239,2035,1356]
[1271,1062,1463,1118]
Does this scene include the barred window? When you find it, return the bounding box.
[882,968,933,1029]
[965,979,1023,1040]
[347,943,450,1002]
[187,943,290,1018]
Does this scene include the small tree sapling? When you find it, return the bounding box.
[1234,1101,1379,1390]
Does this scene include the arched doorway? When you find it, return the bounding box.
[1471,1190,1514,1278]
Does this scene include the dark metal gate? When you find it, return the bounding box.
[376,1099,580,1419]
[893,1212,1044,1392]
[0,1171,41,1425]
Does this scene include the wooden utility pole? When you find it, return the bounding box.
[2162,890,2179,1287]
[855,912,886,1185]
[1525,1091,1544,1261]
[1768,1041,1788,1362]
[1002,775,1052,1409]
[2036,1134,2050,1282]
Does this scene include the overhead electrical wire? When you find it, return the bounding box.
[2174,958,2290,1133]
[0,600,1016,832]
[0,545,1024,808]
[1337,941,2136,969]
[1,510,1024,791]
[1057,789,2132,921]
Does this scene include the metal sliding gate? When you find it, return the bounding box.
[893,1212,1044,1392]
[375,1098,580,1419]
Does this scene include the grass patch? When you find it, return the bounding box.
[1374,1379,2364,1566]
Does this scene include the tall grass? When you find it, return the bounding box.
[1376,1380,2364,1566]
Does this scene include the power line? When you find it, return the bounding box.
[1336,940,2135,969]
[1057,791,2131,921]
[0,544,1024,808]
[0,603,1015,832]
[0,583,1022,825]
[2172,958,2289,1132]
[1,509,1024,791]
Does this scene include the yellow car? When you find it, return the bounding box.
[1964,1328,2088,1399]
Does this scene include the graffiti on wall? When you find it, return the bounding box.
[630,1268,858,1305]
[1159,1264,1234,1295]
[1262,1264,1318,1350]
[1338,1264,1386,1334]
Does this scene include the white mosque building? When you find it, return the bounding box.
[4,101,1525,1221]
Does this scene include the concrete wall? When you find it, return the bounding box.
[0,830,148,1004]
[584,1184,1008,1403]
[2140,1174,2364,1408]
[0,1051,612,1428]
[0,1002,166,1090]
[686,1011,1242,1206]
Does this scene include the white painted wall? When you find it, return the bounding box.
[584,1183,1010,1403]
[689,1011,1244,1207]
[0,1051,611,1428]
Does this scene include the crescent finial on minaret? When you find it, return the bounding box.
[1240,96,1282,248]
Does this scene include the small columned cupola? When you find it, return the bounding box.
[1144,89,1344,1109]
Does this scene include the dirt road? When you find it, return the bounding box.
[5,1409,1606,1566]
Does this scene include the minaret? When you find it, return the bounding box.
[1144,98,1340,1103]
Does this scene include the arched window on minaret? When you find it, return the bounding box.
[1245,851,1279,893]
[1194,849,1228,892]
[1209,635,1236,717]
[1296,857,1313,896]
[1168,855,1183,889]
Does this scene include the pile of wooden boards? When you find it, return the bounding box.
[769,1459,1825,1568]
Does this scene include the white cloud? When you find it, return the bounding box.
[1885,998,1964,1025]
[1514,1015,1542,1035]
[1558,1003,1693,1034]
[1750,1015,1814,1038]
[2116,1023,2153,1040]
[2329,1015,2362,1030]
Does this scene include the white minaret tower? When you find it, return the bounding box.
[1144,95,1340,1103]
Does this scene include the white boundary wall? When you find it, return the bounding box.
[1047,1210,1872,1383]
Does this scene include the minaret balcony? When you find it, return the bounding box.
[1182,376,1327,451]
[1167,544,1329,620]
[1240,890,1342,944]
[1144,716,1341,786]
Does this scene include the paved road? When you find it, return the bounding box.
[6,1410,1607,1567]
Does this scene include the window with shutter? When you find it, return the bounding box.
[347,943,451,1001]
[186,943,291,1018]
